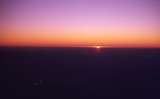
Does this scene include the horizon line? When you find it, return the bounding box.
[0,45,160,48]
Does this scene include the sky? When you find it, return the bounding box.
[1,0,160,47]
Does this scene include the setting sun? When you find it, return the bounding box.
[96,46,101,49]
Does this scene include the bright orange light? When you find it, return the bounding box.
[96,46,101,49]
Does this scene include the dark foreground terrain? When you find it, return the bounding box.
[2,47,160,99]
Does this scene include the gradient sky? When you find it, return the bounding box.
[1,0,160,47]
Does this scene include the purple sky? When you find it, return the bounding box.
[1,0,160,47]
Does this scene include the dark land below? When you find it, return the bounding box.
[2,47,160,99]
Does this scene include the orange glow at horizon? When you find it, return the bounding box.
[0,30,160,48]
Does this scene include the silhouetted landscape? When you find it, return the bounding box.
[3,47,160,99]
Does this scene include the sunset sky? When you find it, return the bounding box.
[1,0,160,47]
